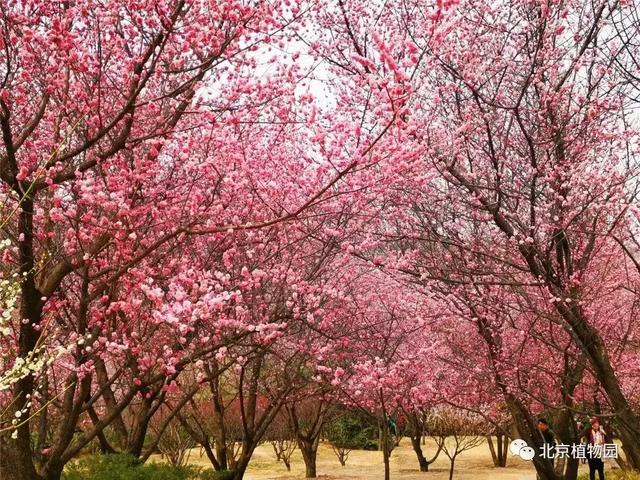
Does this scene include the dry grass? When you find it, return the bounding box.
[157,437,623,479]
[176,437,540,479]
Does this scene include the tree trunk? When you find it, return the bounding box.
[231,442,256,480]
[36,375,50,458]
[488,434,507,467]
[508,404,558,480]
[203,441,221,470]
[3,199,45,480]
[496,434,506,467]
[0,433,43,480]
[381,420,391,480]
[563,457,580,480]
[209,365,228,470]
[1,199,51,479]
[42,466,64,480]
[383,444,391,480]
[95,359,129,449]
[448,456,455,480]
[299,438,318,478]
[499,434,508,467]
[552,409,580,480]
[487,436,498,467]
[474,315,560,480]
[410,434,430,472]
[128,401,154,458]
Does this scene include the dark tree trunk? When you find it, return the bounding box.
[87,405,117,454]
[299,438,318,478]
[2,200,44,480]
[472,315,561,480]
[500,434,508,467]
[231,441,257,480]
[487,434,508,467]
[496,434,506,467]
[208,363,228,470]
[383,443,391,480]
[552,410,580,480]
[203,441,222,471]
[487,436,498,467]
[0,433,43,480]
[42,466,64,480]
[564,457,580,480]
[507,401,559,480]
[128,401,154,458]
[95,359,129,449]
[410,435,429,472]
[288,400,327,479]
[380,417,391,480]
[212,400,228,470]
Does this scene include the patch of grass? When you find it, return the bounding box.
[197,470,234,480]
[62,454,204,480]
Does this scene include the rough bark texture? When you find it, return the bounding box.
[411,434,431,472]
[299,438,318,478]
[487,434,508,468]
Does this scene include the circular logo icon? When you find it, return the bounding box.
[519,446,536,461]
[509,439,528,456]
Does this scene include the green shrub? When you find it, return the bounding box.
[63,454,140,480]
[62,454,202,480]
[142,462,201,480]
[198,469,235,480]
[578,471,640,480]
[325,410,378,451]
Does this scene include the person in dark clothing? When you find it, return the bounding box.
[534,418,557,480]
[584,417,609,480]
[537,418,556,460]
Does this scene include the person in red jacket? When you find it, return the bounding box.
[584,417,610,480]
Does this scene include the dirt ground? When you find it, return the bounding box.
[176,437,600,480]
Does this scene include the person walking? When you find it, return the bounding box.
[535,418,557,480]
[584,417,609,480]
[537,418,556,462]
